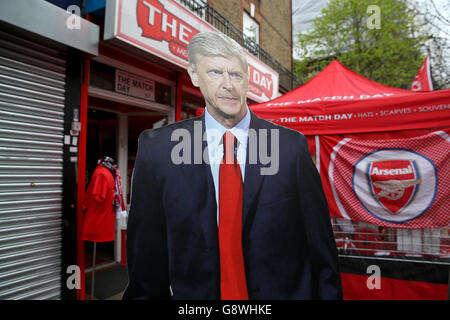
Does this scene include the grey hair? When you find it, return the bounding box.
[187,32,248,74]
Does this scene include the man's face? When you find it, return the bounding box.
[188,55,249,128]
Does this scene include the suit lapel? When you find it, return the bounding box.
[200,115,219,250]
[242,111,265,229]
[178,113,218,250]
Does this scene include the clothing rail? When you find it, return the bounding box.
[331,217,450,262]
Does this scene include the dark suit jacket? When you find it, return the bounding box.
[122,111,343,300]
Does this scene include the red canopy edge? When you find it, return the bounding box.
[250,60,450,135]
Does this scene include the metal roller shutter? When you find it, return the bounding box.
[0,30,65,300]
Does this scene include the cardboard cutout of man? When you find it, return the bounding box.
[123,32,342,300]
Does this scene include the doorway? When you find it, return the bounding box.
[83,93,169,299]
[126,114,167,202]
[84,108,118,272]
[82,57,174,298]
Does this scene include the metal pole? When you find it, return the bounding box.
[91,241,96,300]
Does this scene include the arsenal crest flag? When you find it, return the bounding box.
[320,129,450,229]
[411,55,433,92]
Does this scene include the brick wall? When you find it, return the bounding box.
[208,0,292,73]
[208,0,242,29]
[259,0,292,72]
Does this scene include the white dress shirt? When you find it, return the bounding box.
[204,106,251,224]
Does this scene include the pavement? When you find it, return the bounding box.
[84,263,129,300]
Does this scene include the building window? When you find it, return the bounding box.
[243,11,259,44]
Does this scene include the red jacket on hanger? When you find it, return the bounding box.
[81,165,116,242]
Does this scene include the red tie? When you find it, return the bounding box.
[219,131,248,300]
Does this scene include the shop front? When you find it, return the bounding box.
[81,43,178,285]
[76,0,280,299]
[0,0,99,300]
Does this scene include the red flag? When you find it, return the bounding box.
[411,55,433,91]
[319,129,450,229]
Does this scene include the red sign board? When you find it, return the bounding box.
[107,0,279,102]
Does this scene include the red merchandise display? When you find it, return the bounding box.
[251,60,450,229]
[339,257,449,300]
[81,164,116,242]
[351,228,382,255]
[250,60,450,299]
[340,273,448,300]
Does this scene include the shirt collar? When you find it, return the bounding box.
[204,106,250,149]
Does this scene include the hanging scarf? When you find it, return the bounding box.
[98,158,127,220]
[113,167,127,220]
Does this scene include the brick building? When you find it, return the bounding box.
[195,0,297,93]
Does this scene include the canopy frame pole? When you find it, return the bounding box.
[315,135,320,172]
